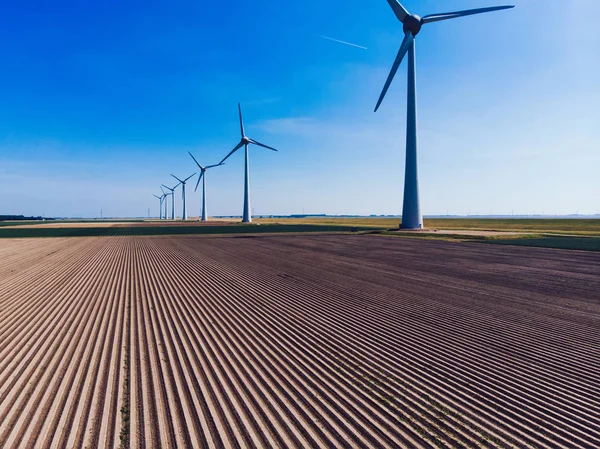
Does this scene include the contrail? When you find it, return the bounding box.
[320,35,368,50]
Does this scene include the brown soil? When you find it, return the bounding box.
[1,235,599,448]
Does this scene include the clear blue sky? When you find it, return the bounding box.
[1,0,598,218]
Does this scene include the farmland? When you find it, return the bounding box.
[0,223,374,239]
[1,234,599,448]
[256,217,600,236]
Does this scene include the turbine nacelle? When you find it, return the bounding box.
[402,15,422,36]
[219,104,279,166]
[188,151,224,192]
[375,2,514,112]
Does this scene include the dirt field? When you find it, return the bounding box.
[1,235,599,448]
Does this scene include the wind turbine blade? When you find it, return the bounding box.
[238,103,245,137]
[422,5,514,24]
[205,162,224,169]
[160,186,166,194]
[387,0,410,22]
[188,151,203,169]
[374,32,414,112]
[220,141,244,164]
[194,171,204,192]
[184,173,196,183]
[171,174,184,183]
[249,139,278,152]
[153,195,161,199]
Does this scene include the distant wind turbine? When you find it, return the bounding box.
[171,173,196,220]
[153,194,163,219]
[220,103,278,223]
[189,152,224,221]
[161,184,176,220]
[160,186,168,220]
[374,1,514,229]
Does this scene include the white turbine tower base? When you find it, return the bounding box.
[220,103,278,223]
[202,175,207,221]
[375,1,514,230]
[189,152,223,221]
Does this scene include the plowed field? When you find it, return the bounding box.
[1,235,599,448]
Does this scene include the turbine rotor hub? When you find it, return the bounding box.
[242,136,250,144]
[403,14,422,36]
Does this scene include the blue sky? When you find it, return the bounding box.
[1,0,598,218]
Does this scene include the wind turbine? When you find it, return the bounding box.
[161,184,176,220]
[375,1,514,229]
[189,152,224,221]
[160,186,168,220]
[153,194,163,220]
[220,103,278,223]
[171,173,196,220]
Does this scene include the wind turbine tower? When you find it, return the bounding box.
[153,194,163,219]
[189,152,224,221]
[160,186,168,220]
[220,103,278,223]
[162,184,176,220]
[375,1,514,229]
[171,173,196,220]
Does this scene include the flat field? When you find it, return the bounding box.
[257,217,600,236]
[0,223,376,239]
[2,219,600,252]
[0,234,599,448]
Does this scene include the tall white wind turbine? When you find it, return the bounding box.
[189,152,224,221]
[375,1,514,229]
[220,103,278,223]
[161,184,176,220]
[171,173,196,220]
